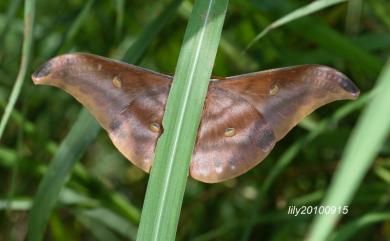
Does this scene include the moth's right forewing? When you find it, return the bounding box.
[216,65,359,140]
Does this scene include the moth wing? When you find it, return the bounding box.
[32,53,172,172]
[214,65,360,140]
[191,65,359,183]
[190,84,276,183]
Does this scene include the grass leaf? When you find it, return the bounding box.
[0,0,35,141]
[330,212,390,241]
[306,58,390,241]
[136,1,228,241]
[244,0,347,52]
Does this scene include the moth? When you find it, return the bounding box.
[32,53,360,183]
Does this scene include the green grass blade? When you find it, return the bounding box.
[306,58,390,241]
[0,0,35,141]
[244,0,347,52]
[26,2,184,240]
[330,212,390,241]
[27,110,100,241]
[136,1,228,241]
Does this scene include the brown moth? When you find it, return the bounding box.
[31,53,360,183]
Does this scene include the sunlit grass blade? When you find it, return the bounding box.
[178,1,258,72]
[26,2,184,240]
[244,0,347,52]
[0,0,35,141]
[136,1,228,241]
[0,199,31,211]
[306,58,390,241]
[330,212,390,241]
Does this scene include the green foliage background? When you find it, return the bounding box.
[0,0,389,241]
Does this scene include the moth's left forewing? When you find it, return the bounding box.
[32,53,172,172]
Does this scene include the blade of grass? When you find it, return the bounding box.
[0,0,35,141]
[244,0,347,52]
[330,212,390,241]
[306,58,390,241]
[27,2,183,240]
[136,1,228,241]
[178,1,258,72]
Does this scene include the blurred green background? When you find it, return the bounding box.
[0,0,389,241]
